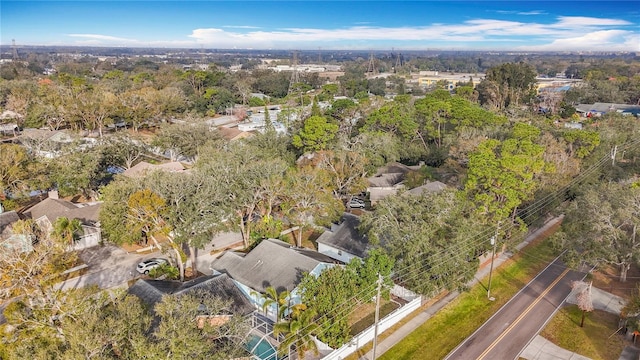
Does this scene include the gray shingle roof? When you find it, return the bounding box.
[375,162,413,175]
[316,213,369,259]
[22,198,101,225]
[368,173,405,187]
[406,181,448,196]
[211,238,337,293]
[0,211,20,230]
[122,161,185,178]
[128,273,254,315]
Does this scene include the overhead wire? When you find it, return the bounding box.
[252,137,640,358]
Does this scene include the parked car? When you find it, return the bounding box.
[136,258,169,274]
[349,198,366,209]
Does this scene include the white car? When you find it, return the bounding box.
[136,258,169,274]
[349,198,366,209]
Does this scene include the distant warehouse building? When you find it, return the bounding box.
[575,103,640,118]
[416,71,484,90]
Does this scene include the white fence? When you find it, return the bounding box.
[391,284,420,302]
[321,295,422,360]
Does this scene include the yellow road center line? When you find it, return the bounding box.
[476,268,570,360]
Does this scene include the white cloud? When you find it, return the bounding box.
[68,34,138,42]
[495,10,545,16]
[522,30,640,51]
[553,16,632,27]
[62,14,638,51]
[222,25,261,29]
[517,10,546,16]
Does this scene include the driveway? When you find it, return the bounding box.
[56,233,243,290]
[55,244,161,291]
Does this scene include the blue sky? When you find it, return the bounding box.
[2,1,639,51]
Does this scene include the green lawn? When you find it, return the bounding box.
[350,301,401,336]
[541,306,625,360]
[377,237,559,360]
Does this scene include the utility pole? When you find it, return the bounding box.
[611,145,618,166]
[487,225,499,301]
[372,273,383,360]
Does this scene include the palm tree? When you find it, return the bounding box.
[274,304,319,359]
[52,217,82,246]
[261,286,290,320]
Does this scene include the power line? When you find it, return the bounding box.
[254,138,640,358]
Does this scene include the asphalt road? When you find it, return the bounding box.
[445,256,587,360]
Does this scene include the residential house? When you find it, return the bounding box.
[405,181,448,196]
[316,213,369,264]
[217,126,253,142]
[210,238,338,320]
[367,162,449,205]
[128,273,254,316]
[367,162,414,205]
[21,193,102,251]
[128,273,255,353]
[121,161,186,179]
[0,110,23,122]
[204,115,238,127]
[19,128,75,158]
[0,123,19,137]
[237,109,288,134]
[249,92,270,101]
[0,210,33,253]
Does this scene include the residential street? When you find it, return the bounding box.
[445,257,587,360]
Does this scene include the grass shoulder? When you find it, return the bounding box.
[541,306,625,360]
[374,235,559,360]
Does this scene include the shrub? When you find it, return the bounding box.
[248,97,265,107]
[149,263,179,280]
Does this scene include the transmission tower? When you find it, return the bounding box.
[366,52,377,76]
[288,51,300,95]
[395,52,402,73]
[11,39,19,60]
